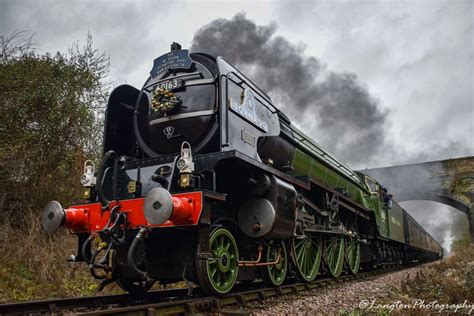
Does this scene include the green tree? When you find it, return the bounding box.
[0,33,116,302]
[0,31,109,226]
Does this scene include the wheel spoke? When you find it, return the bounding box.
[328,243,334,265]
[295,240,303,251]
[296,242,305,260]
[293,236,321,282]
[210,267,217,278]
[307,248,315,275]
[325,236,343,277]
[307,243,315,261]
[204,228,239,294]
[264,241,287,286]
[300,246,306,268]
[306,247,312,274]
[345,222,361,274]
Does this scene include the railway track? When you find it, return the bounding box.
[0,263,416,315]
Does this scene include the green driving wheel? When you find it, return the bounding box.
[292,235,322,282]
[346,229,361,274]
[196,227,239,295]
[324,235,345,277]
[261,241,287,286]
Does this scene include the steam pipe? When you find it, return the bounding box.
[96,150,118,208]
[238,246,263,266]
[237,245,282,267]
[247,253,281,267]
[112,154,119,201]
[102,206,121,233]
[82,234,95,264]
[127,228,153,283]
[89,246,108,280]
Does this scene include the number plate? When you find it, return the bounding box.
[156,79,183,90]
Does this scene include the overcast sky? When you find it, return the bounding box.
[1,0,472,249]
[1,0,471,168]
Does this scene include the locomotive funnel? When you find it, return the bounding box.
[41,201,66,233]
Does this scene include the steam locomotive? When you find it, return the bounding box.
[42,43,443,295]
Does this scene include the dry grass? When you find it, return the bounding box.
[399,244,474,303]
[0,212,122,303]
[371,243,474,315]
[338,243,473,316]
[0,210,187,303]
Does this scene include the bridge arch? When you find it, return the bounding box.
[395,191,471,216]
[360,156,473,242]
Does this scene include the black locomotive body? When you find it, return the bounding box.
[42,44,443,295]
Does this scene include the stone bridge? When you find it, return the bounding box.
[360,156,473,242]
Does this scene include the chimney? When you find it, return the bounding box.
[171,42,182,51]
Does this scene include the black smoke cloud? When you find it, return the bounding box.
[191,14,388,168]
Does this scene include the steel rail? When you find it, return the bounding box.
[0,287,193,315]
[0,263,418,315]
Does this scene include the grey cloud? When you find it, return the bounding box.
[191,13,389,167]
[0,0,177,88]
[274,0,473,166]
[3,1,470,168]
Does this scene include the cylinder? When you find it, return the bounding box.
[258,135,295,169]
[238,175,297,239]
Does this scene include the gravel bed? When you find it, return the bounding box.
[245,266,423,315]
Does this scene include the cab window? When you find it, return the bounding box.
[365,176,378,194]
